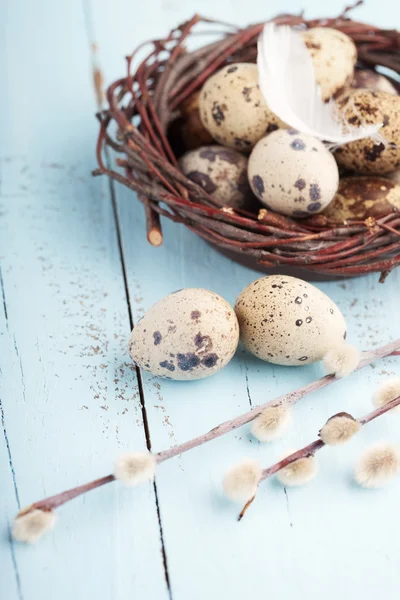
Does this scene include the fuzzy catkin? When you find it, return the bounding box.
[323,344,360,378]
[355,443,400,488]
[372,377,400,413]
[223,459,261,503]
[12,509,57,544]
[114,452,156,486]
[251,404,291,442]
[319,413,361,445]
[276,452,318,486]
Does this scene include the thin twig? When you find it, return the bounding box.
[16,340,400,517]
[238,393,400,520]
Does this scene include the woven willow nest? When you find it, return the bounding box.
[94,6,400,280]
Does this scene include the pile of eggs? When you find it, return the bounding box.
[175,27,400,222]
[129,275,348,381]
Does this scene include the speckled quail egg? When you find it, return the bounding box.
[179,145,256,210]
[351,69,398,95]
[235,275,347,366]
[387,169,400,184]
[323,176,400,221]
[301,27,357,101]
[199,63,286,152]
[128,288,239,380]
[335,89,400,174]
[248,129,339,217]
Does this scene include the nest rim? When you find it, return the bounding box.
[94,5,400,281]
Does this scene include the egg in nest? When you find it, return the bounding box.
[235,275,347,366]
[335,89,400,174]
[179,145,255,210]
[199,63,285,152]
[248,129,339,217]
[323,176,400,221]
[129,289,239,380]
[300,27,357,101]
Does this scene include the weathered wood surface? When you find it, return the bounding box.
[1,0,400,599]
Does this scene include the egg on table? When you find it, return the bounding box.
[199,63,286,152]
[323,176,400,221]
[179,145,255,210]
[248,129,339,217]
[301,27,357,101]
[235,275,347,366]
[129,288,239,380]
[335,89,400,174]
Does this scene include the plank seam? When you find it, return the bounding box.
[0,266,9,324]
[106,166,173,600]
[0,399,20,509]
[244,364,252,407]
[7,523,24,600]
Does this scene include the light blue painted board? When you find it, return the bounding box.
[91,0,400,598]
[0,0,168,598]
[0,394,22,600]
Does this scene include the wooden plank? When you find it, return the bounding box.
[0,1,168,598]
[91,0,400,598]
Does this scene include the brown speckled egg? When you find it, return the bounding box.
[387,169,400,184]
[199,63,286,152]
[179,145,255,210]
[335,90,400,174]
[248,129,339,217]
[128,289,239,380]
[301,28,357,101]
[235,276,347,366]
[323,176,400,221]
[351,69,398,95]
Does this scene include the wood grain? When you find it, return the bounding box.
[1,0,400,599]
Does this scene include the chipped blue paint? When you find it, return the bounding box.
[1,0,400,599]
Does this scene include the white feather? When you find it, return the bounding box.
[257,24,383,146]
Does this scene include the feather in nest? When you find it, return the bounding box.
[257,23,385,147]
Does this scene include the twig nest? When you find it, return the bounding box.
[300,27,357,101]
[177,91,214,151]
[114,452,156,485]
[323,343,360,378]
[235,275,347,365]
[248,129,339,217]
[351,69,398,95]
[372,377,400,413]
[199,63,285,151]
[179,145,255,210]
[319,412,361,445]
[355,443,400,488]
[323,176,400,221]
[223,458,262,503]
[12,508,57,544]
[276,451,318,486]
[335,90,400,173]
[251,404,291,442]
[129,288,239,380]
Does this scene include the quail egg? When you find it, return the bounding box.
[129,288,239,380]
[351,69,398,95]
[323,176,400,221]
[199,63,286,152]
[301,27,357,101]
[248,129,339,217]
[179,145,255,209]
[235,275,347,366]
[335,89,400,173]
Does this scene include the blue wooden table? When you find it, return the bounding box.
[1,1,400,598]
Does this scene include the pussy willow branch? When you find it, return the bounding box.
[17,339,400,516]
[238,393,400,521]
